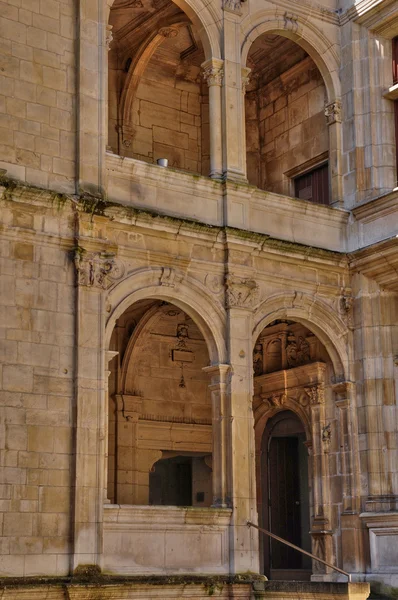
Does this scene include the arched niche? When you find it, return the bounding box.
[107,299,214,506]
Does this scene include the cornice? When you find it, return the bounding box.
[340,0,398,34]
[267,0,340,26]
[348,236,398,292]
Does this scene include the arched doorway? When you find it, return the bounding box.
[260,410,311,580]
[253,318,338,580]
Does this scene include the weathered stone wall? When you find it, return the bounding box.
[246,57,328,194]
[0,188,75,576]
[0,0,76,193]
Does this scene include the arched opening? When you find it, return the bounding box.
[261,411,311,580]
[253,319,338,580]
[245,34,330,205]
[107,299,213,507]
[108,0,210,175]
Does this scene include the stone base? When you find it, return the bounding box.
[0,579,371,600]
[253,581,370,600]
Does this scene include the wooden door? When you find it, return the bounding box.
[268,436,301,569]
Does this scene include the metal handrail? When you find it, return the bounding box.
[247,521,351,582]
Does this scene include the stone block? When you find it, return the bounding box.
[3,511,33,536]
[3,364,33,392]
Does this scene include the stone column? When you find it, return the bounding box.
[72,244,124,571]
[325,100,343,207]
[221,3,248,181]
[225,274,259,574]
[203,364,231,507]
[202,59,224,180]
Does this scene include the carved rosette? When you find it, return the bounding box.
[325,100,342,125]
[74,249,124,289]
[158,26,179,38]
[225,275,259,309]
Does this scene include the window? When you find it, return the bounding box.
[294,163,329,206]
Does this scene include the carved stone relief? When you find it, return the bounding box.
[325,100,342,125]
[159,267,183,288]
[74,248,125,289]
[225,275,259,309]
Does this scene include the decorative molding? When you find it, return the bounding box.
[225,274,259,309]
[324,100,342,125]
[74,249,124,289]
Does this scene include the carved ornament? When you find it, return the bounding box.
[286,333,311,368]
[325,100,342,125]
[74,249,124,289]
[106,25,113,51]
[205,273,224,295]
[226,275,259,309]
[159,267,183,288]
[339,288,353,327]
[158,26,179,38]
[223,0,246,13]
[284,12,299,32]
[304,384,325,406]
[203,64,224,87]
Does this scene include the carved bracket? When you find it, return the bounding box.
[226,274,259,309]
[74,248,124,289]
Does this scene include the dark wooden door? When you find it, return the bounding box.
[268,436,302,569]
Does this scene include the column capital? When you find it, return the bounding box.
[202,58,224,87]
[241,66,251,93]
[203,363,231,384]
[324,99,342,125]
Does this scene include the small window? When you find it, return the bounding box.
[294,163,330,206]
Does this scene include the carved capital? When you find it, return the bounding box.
[74,248,124,289]
[325,100,342,125]
[225,274,259,309]
[106,25,113,51]
[305,384,325,406]
[241,67,251,93]
[202,59,224,87]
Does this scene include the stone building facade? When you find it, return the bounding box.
[0,0,397,598]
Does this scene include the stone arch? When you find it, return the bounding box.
[105,266,227,365]
[106,0,221,61]
[254,400,311,452]
[252,292,350,380]
[240,12,340,103]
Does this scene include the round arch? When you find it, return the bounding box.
[252,292,351,380]
[240,12,341,103]
[254,401,311,451]
[105,267,227,365]
[106,0,221,61]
